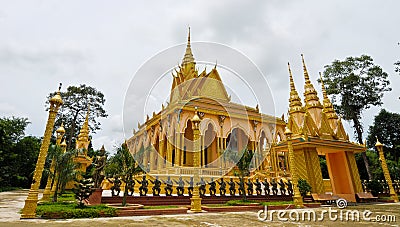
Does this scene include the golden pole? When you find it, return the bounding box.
[21,85,63,219]
[41,123,65,201]
[375,139,399,202]
[285,127,304,208]
[190,107,202,212]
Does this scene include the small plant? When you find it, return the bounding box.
[298,178,312,197]
[72,173,95,208]
[366,179,383,197]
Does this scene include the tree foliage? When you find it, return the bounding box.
[322,55,391,179]
[48,84,107,150]
[0,117,41,189]
[367,109,400,163]
[73,172,95,208]
[106,143,143,206]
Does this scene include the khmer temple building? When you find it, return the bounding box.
[126,29,365,201]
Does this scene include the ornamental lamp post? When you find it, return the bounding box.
[284,127,304,208]
[21,84,63,219]
[375,138,399,202]
[190,107,202,212]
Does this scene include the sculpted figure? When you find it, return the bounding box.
[217,178,227,196]
[271,179,278,195]
[174,176,185,196]
[228,178,236,196]
[208,178,216,196]
[246,179,253,196]
[262,178,270,196]
[150,176,161,196]
[254,179,262,196]
[186,176,194,196]
[198,177,206,196]
[278,179,286,195]
[164,176,173,196]
[137,175,149,196]
[93,147,107,188]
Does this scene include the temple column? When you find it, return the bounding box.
[167,137,173,167]
[180,133,185,166]
[150,147,156,171]
[158,139,164,169]
[201,135,205,167]
[175,132,181,166]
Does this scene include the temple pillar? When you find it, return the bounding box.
[158,139,165,169]
[175,132,181,166]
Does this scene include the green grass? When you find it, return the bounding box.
[225,200,260,206]
[55,191,76,202]
[0,187,21,192]
[142,205,180,209]
[37,202,117,219]
[260,200,294,206]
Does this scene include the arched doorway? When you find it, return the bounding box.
[204,123,217,167]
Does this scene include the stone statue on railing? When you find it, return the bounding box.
[92,147,107,188]
[107,175,122,196]
[137,175,149,196]
[286,180,293,195]
[262,178,270,196]
[198,177,206,196]
[174,176,185,196]
[186,176,194,196]
[217,178,226,196]
[278,179,286,195]
[150,176,161,196]
[228,178,236,195]
[271,179,278,195]
[237,180,245,196]
[246,179,253,196]
[125,175,135,196]
[254,179,262,196]
[208,178,216,196]
[164,176,173,196]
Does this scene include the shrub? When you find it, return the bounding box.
[298,179,312,197]
[36,203,117,219]
[366,179,383,197]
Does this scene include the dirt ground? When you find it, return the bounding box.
[0,190,398,227]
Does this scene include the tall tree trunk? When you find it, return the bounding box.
[352,117,372,180]
[67,111,79,151]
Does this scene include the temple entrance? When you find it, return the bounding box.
[204,123,217,167]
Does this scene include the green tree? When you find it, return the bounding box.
[48,84,108,150]
[224,148,253,201]
[0,117,41,189]
[106,143,143,206]
[321,55,391,180]
[73,172,95,208]
[367,109,400,163]
[50,147,79,202]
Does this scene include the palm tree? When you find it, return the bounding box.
[51,148,79,202]
[107,142,143,206]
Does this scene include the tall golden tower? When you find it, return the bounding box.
[21,84,63,219]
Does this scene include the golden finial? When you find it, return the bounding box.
[191,106,201,123]
[375,136,383,147]
[61,138,67,147]
[182,27,195,65]
[288,62,296,92]
[56,122,66,134]
[319,72,328,100]
[301,54,311,84]
[50,83,63,105]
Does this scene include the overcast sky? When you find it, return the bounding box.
[1,0,399,152]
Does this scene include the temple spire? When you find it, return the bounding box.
[76,105,90,152]
[319,72,338,119]
[301,54,311,85]
[288,62,302,113]
[301,54,321,108]
[182,27,195,65]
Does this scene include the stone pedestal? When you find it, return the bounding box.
[88,188,103,205]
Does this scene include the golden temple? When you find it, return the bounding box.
[126,29,365,202]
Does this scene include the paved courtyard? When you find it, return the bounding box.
[0,190,398,226]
